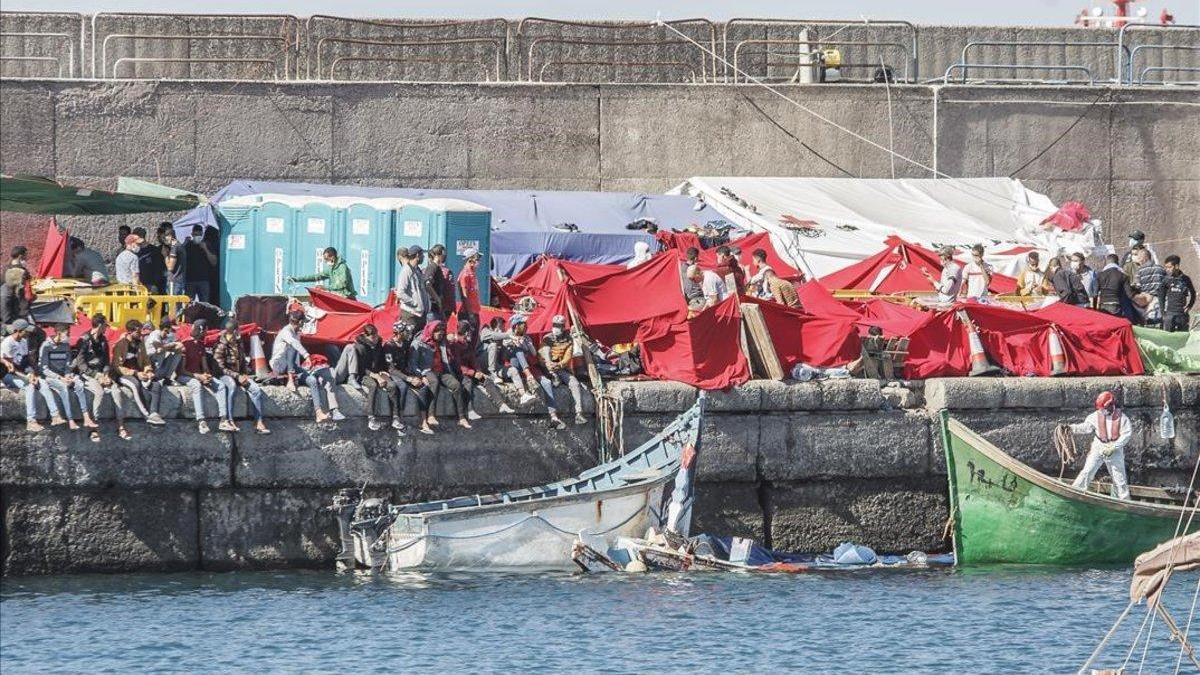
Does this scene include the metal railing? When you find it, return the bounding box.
[723,18,919,82]
[527,37,704,82]
[1127,43,1200,85]
[1136,66,1200,85]
[535,58,698,82]
[112,56,281,79]
[314,36,503,81]
[943,63,1096,85]
[90,12,300,78]
[303,16,508,79]
[953,40,1125,83]
[0,31,75,77]
[1117,23,1200,84]
[731,38,910,82]
[99,33,290,79]
[516,17,719,81]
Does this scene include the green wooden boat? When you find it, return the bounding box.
[940,411,1198,566]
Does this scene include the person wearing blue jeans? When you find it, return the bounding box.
[38,326,89,430]
[1,319,67,432]
[268,312,342,423]
[212,319,270,434]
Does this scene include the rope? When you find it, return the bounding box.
[1007,89,1110,178]
[1079,600,1136,675]
[1176,577,1200,674]
[1054,424,1079,481]
[880,55,896,180]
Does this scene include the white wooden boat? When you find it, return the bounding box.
[331,396,705,571]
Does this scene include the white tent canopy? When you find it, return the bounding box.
[670,176,1099,278]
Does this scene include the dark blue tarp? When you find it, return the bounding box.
[173,180,730,277]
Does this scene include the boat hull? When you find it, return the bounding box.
[384,480,669,571]
[942,414,1196,566]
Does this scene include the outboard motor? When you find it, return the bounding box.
[327,488,362,572]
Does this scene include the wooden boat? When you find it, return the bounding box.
[940,411,1199,566]
[332,396,704,571]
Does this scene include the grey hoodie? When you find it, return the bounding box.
[395,263,430,317]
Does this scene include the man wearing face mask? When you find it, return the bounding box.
[539,315,587,427]
[183,225,217,303]
[961,244,993,301]
[288,247,357,300]
[1122,230,1158,267]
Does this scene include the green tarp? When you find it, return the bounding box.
[1134,326,1200,374]
[0,175,200,215]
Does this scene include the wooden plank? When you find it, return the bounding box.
[740,302,785,380]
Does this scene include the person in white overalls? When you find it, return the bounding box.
[1066,390,1132,500]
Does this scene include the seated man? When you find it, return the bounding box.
[409,320,472,430]
[763,268,800,308]
[478,316,510,385]
[178,319,229,434]
[268,311,344,423]
[111,319,167,425]
[381,321,433,435]
[448,320,514,419]
[145,317,184,383]
[37,324,89,431]
[499,316,543,408]
[538,315,587,428]
[332,323,383,392]
[211,320,270,434]
[71,314,131,441]
[1,319,66,432]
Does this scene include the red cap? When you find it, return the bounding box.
[1095,391,1115,410]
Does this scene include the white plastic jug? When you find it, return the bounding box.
[1161,405,1176,440]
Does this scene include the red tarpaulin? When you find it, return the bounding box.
[855,298,934,337]
[694,231,804,281]
[637,294,750,390]
[36,218,67,279]
[306,287,374,313]
[503,257,622,300]
[1032,302,1144,376]
[741,295,860,369]
[569,252,688,344]
[819,235,1017,295]
[794,281,862,321]
[655,229,703,253]
[1040,201,1090,232]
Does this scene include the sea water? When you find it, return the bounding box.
[3,567,1198,673]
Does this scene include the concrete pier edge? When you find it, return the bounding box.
[2,375,1196,575]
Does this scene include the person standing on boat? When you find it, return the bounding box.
[1064,391,1132,500]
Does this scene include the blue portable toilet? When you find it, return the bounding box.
[216,194,297,308]
[393,201,435,257]
[343,200,395,306]
[294,199,339,287]
[422,198,492,305]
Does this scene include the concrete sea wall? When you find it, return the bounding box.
[1,79,1197,275]
[2,375,1196,576]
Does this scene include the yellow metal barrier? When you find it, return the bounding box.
[74,293,191,326]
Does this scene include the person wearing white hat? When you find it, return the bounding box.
[626,241,653,269]
[538,314,586,428]
[457,247,482,324]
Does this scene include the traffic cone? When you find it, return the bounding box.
[1048,326,1067,376]
[958,310,999,376]
[250,333,270,378]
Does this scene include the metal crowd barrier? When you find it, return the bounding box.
[314,36,504,81]
[303,16,509,80]
[723,18,919,82]
[730,38,910,82]
[1117,23,1200,84]
[75,291,192,325]
[516,17,719,81]
[527,37,704,82]
[954,40,1125,83]
[0,30,76,77]
[535,58,698,82]
[100,34,290,79]
[90,12,301,78]
[943,63,1096,85]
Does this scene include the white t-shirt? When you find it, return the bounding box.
[962,260,993,299]
[114,249,139,284]
[700,270,728,304]
[0,334,29,368]
[269,323,309,373]
[937,262,963,302]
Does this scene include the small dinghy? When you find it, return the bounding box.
[329,396,704,571]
